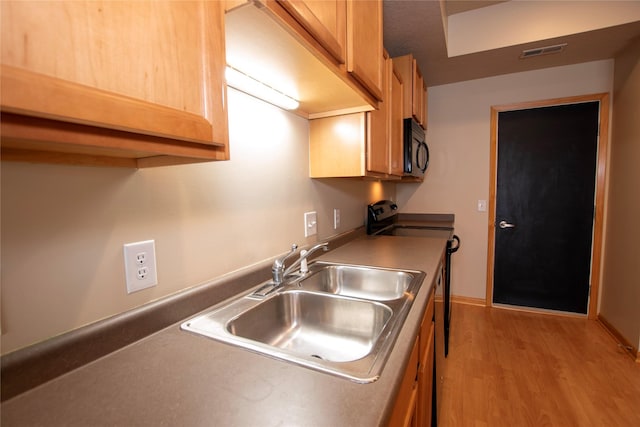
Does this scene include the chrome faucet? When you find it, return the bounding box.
[252,243,330,298]
[271,242,329,285]
[283,242,329,279]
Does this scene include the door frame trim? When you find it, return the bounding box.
[486,93,609,319]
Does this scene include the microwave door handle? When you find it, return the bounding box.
[418,142,429,172]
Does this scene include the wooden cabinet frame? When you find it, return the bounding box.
[1,1,228,168]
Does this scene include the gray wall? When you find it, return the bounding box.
[600,37,640,351]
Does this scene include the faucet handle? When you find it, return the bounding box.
[272,244,299,285]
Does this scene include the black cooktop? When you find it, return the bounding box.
[367,200,454,236]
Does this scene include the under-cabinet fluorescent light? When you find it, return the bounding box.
[225,66,300,111]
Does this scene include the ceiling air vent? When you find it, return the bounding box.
[520,43,567,59]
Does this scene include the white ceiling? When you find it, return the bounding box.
[383,0,640,87]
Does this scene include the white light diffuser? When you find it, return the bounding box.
[225,66,300,111]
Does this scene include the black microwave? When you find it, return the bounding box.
[403,118,429,177]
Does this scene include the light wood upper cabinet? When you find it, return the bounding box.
[347,0,383,101]
[310,50,402,179]
[367,51,391,175]
[1,1,229,168]
[369,52,403,177]
[269,0,383,103]
[309,112,367,178]
[393,54,428,129]
[389,63,405,177]
[413,66,427,128]
[278,0,347,64]
[226,2,373,117]
[309,110,395,178]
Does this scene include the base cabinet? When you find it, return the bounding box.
[389,286,435,426]
[388,336,419,427]
[417,306,435,425]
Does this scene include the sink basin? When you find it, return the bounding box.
[181,263,425,383]
[299,263,414,301]
[227,290,392,362]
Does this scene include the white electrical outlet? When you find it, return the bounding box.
[333,208,341,230]
[304,211,317,237]
[123,240,158,293]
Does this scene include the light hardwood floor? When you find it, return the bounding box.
[439,303,640,427]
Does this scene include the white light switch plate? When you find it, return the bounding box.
[477,200,487,212]
[304,211,317,237]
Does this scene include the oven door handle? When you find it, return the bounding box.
[448,235,460,253]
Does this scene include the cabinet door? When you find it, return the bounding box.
[415,72,427,129]
[422,84,428,129]
[417,323,435,426]
[412,62,425,127]
[1,1,228,160]
[393,54,428,129]
[367,51,390,175]
[389,65,404,176]
[277,0,346,64]
[347,0,383,100]
[309,113,366,177]
[393,54,415,121]
[389,337,419,427]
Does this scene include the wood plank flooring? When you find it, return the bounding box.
[439,303,640,427]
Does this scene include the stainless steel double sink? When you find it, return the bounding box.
[181,262,426,383]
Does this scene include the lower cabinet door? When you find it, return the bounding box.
[389,337,419,427]
[417,323,435,426]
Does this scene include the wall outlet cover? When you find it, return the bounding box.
[123,240,158,293]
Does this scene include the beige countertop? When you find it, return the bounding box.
[1,235,447,427]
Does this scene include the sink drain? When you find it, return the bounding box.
[310,354,324,360]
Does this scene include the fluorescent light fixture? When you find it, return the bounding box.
[225,66,300,111]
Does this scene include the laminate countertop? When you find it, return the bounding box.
[1,235,447,427]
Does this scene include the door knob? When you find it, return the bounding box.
[498,220,516,229]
